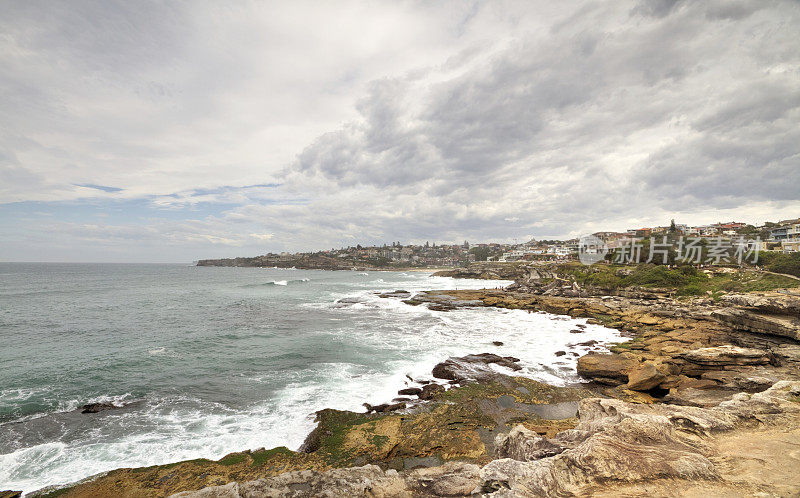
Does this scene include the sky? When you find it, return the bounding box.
[1,0,799,262]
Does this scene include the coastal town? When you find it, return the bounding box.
[198,217,800,269]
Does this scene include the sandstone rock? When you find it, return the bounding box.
[478,381,800,496]
[680,345,770,368]
[494,425,565,461]
[712,308,800,341]
[406,462,481,496]
[663,387,738,408]
[625,361,667,391]
[576,354,638,384]
[170,462,481,497]
[772,344,800,366]
[0,491,22,498]
[721,292,800,316]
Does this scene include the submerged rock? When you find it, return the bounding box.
[80,402,120,414]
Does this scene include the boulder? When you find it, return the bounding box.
[406,462,481,496]
[576,354,638,384]
[363,402,406,413]
[397,387,422,396]
[494,425,566,461]
[431,353,522,382]
[0,492,22,498]
[625,361,667,391]
[418,383,445,400]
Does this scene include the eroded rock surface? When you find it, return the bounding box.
[169,382,800,497]
[479,381,800,497]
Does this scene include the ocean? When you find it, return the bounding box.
[0,263,621,492]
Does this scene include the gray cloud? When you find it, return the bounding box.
[1,0,799,261]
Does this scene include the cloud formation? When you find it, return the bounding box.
[1,0,799,261]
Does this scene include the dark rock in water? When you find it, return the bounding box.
[493,341,504,346]
[554,351,566,357]
[418,383,445,400]
[0,491,22,498]
[398,387,423,396]
[363,402,406,413]
[569,329,584,334]
[432,353,522,382]
[577,340,598,347]
[574,323,586,329]
[392,397,413,403]
[335,297,363,304]
[428,303,455,312]
[80,402,120,414]
[378,290,412,298]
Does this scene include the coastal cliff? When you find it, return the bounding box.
[26,264,800,498]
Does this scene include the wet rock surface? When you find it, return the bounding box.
[431,353,522,383]
[80,402,122,414]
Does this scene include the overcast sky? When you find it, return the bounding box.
[1,0,799,262]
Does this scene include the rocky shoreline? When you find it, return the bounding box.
[17,264,800,497]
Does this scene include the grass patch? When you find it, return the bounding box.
[250,446,296,467]
[557,262,799,296]
[218,453,249,466]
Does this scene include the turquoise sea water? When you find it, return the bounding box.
[0,263,620,492]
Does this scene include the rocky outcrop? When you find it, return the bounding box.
[680,345,772,368]
[576,353,638,385]
[721,291,800,316]
[625,360,668,391]
[170,381,800,497]
[431,353,522,383]
[712,308,800,341]
[170,461,483,498]
[479,381,800,497]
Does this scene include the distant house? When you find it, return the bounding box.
[781,223,800,252]
[628,228,652,238]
